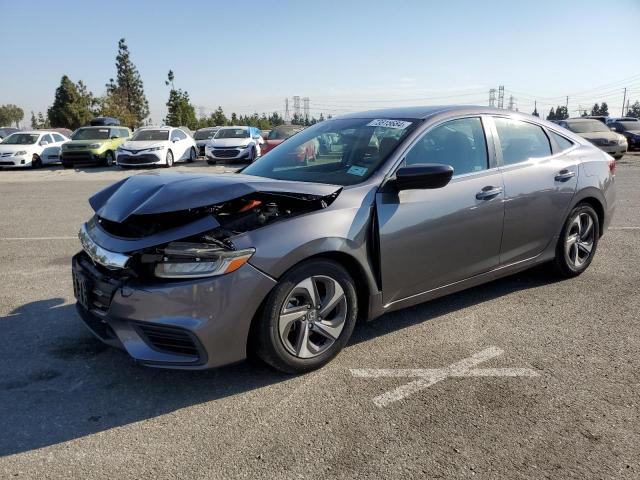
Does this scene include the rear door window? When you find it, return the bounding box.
[493,117,552,165]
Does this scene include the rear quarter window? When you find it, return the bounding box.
[549,131,574,151]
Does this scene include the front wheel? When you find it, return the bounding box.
[253,259,358,374]
[553,203,599,277]
[164,149,174,168]
[31,154,42,169]
[104,151,114,167]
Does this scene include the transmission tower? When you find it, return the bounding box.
[489,89,496,107]
[284,98,290,124]
[497,86,505,109]
[293,96,301,118]
[302,97,310,122]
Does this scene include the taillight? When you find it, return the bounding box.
[608,158,616,175]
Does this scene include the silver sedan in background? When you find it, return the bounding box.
[72,106,616,373]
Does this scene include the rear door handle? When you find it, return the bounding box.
[476,186,503,200]
[555,169,576,182]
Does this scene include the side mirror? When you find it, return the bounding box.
[394,163,454,190]
[610,126,618,132]
[40,140,49,146]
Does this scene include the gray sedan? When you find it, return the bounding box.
[72,106,616,373]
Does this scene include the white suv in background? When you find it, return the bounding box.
[116,127,197,168]
[205,126,264,164]
[0,130,69,168]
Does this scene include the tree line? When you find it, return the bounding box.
[23,38,327,133]
[536,101,640,121]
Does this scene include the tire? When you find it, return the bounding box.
[104,151,114,167]
[249,146,256,163]
[165,149,174,168]
[553,203,599,278]
[253,259,358,374]
[31,154,42,169]
[187,147,196,163]
[613,154,623,160]
[61,160,72,169]
[206,160,217,165]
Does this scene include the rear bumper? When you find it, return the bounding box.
[72,252,277,369]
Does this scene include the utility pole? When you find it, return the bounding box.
[284,98,290,124]
[293,96,301,118]
[508,95,515,111]
[497,86,504,109]
[565,96,569,110]
[303,97,310,122]
[489,88,496,107]
[621,88,627,116]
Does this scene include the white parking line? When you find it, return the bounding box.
[609,227,640,230]
[0,236,76,241]
[351,347,539,407]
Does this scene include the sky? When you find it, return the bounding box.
[1,0,639,126]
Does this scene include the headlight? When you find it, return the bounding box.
[89,143,101,149]
[148,146,165,152]
[154,242,255,279]
[14,150,27,156]
[619,137,627,145]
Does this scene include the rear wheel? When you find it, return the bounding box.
[187,147,196,163]
[253,259,358,374]
[31,154,42,169]
[553,203,599,277]
[165,149,174,168]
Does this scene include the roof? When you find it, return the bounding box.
[565,118,601,122]
[335,105,529,120]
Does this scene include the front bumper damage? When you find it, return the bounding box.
[72,171,341,369]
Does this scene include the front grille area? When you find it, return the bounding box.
[73,252,123,315]
[117,154,158,164]
[0,161,15,166]
[136,324,201,358]
[213,148,240,158]
[62,151,95,162]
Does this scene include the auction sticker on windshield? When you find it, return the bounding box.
[366,119,413,129]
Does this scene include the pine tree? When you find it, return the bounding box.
[164,71,197,129]
[103,38,149,127]
[555,106,569,120]
[532,107,539,117]
[211,107,227,126]
[547,107,556,121]
[591,103,600,116]
[31,111,50,129]
[599,102,609,116]
[230,113,238,125]
[47,75,96,129]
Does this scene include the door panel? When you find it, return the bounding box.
[376,170,505,305]
[491,117,578,264]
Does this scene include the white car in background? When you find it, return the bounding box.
[116,127,197,168]
[205,126,264,164]
[0,130,69,168]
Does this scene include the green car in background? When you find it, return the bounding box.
[61,126,131,168]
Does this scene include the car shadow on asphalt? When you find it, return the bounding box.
[0,265,560,457]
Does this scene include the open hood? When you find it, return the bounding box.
[90,171,341,223]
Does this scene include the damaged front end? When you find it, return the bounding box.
[72,172,341,367]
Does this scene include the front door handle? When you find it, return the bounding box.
[476,186,503,200]
[555,169,576,182]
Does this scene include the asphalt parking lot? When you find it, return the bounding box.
[1,155,639,479]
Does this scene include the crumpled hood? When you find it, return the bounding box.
[90,171,341,223]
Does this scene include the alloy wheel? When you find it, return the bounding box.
[278,275,348,359]
[565,212,595,268]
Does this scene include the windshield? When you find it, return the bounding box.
[194,129,218,140]
[242,118,417,186]
[72,128,111,140]
[565,121,609,134]
[618,121,640,131]
[215,128,249,139]
[268,127,302,140]
[131,130,169,141]
[1,133,39,145]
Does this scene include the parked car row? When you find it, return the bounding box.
[0,130,70,168]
